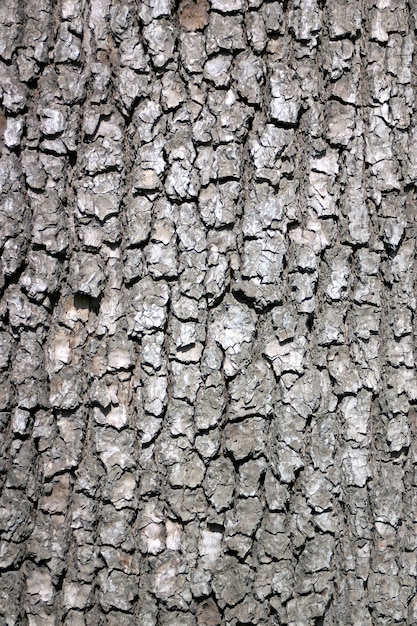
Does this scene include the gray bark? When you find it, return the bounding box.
[1,0,417,624]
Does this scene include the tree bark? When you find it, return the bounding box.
[1,0,417,624]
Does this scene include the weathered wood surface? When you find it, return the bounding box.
[1,0,417,624]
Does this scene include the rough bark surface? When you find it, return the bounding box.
[1,0,417,624]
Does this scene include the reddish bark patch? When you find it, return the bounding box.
[179,0,209,31]
[0,109,6,146]
[196,598,221,625]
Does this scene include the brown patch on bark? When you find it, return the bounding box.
[40,475,70,514]
[267,39,284,55]
[179,0,209,31]
[0,109,6,148]
[196,598,221,626]
[97,50,109,64]
[409,406,417,436]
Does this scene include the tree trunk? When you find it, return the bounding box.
[1,0,417,624]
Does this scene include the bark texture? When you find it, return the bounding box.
[1,0,417,624]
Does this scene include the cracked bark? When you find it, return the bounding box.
[1,0,417,625]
